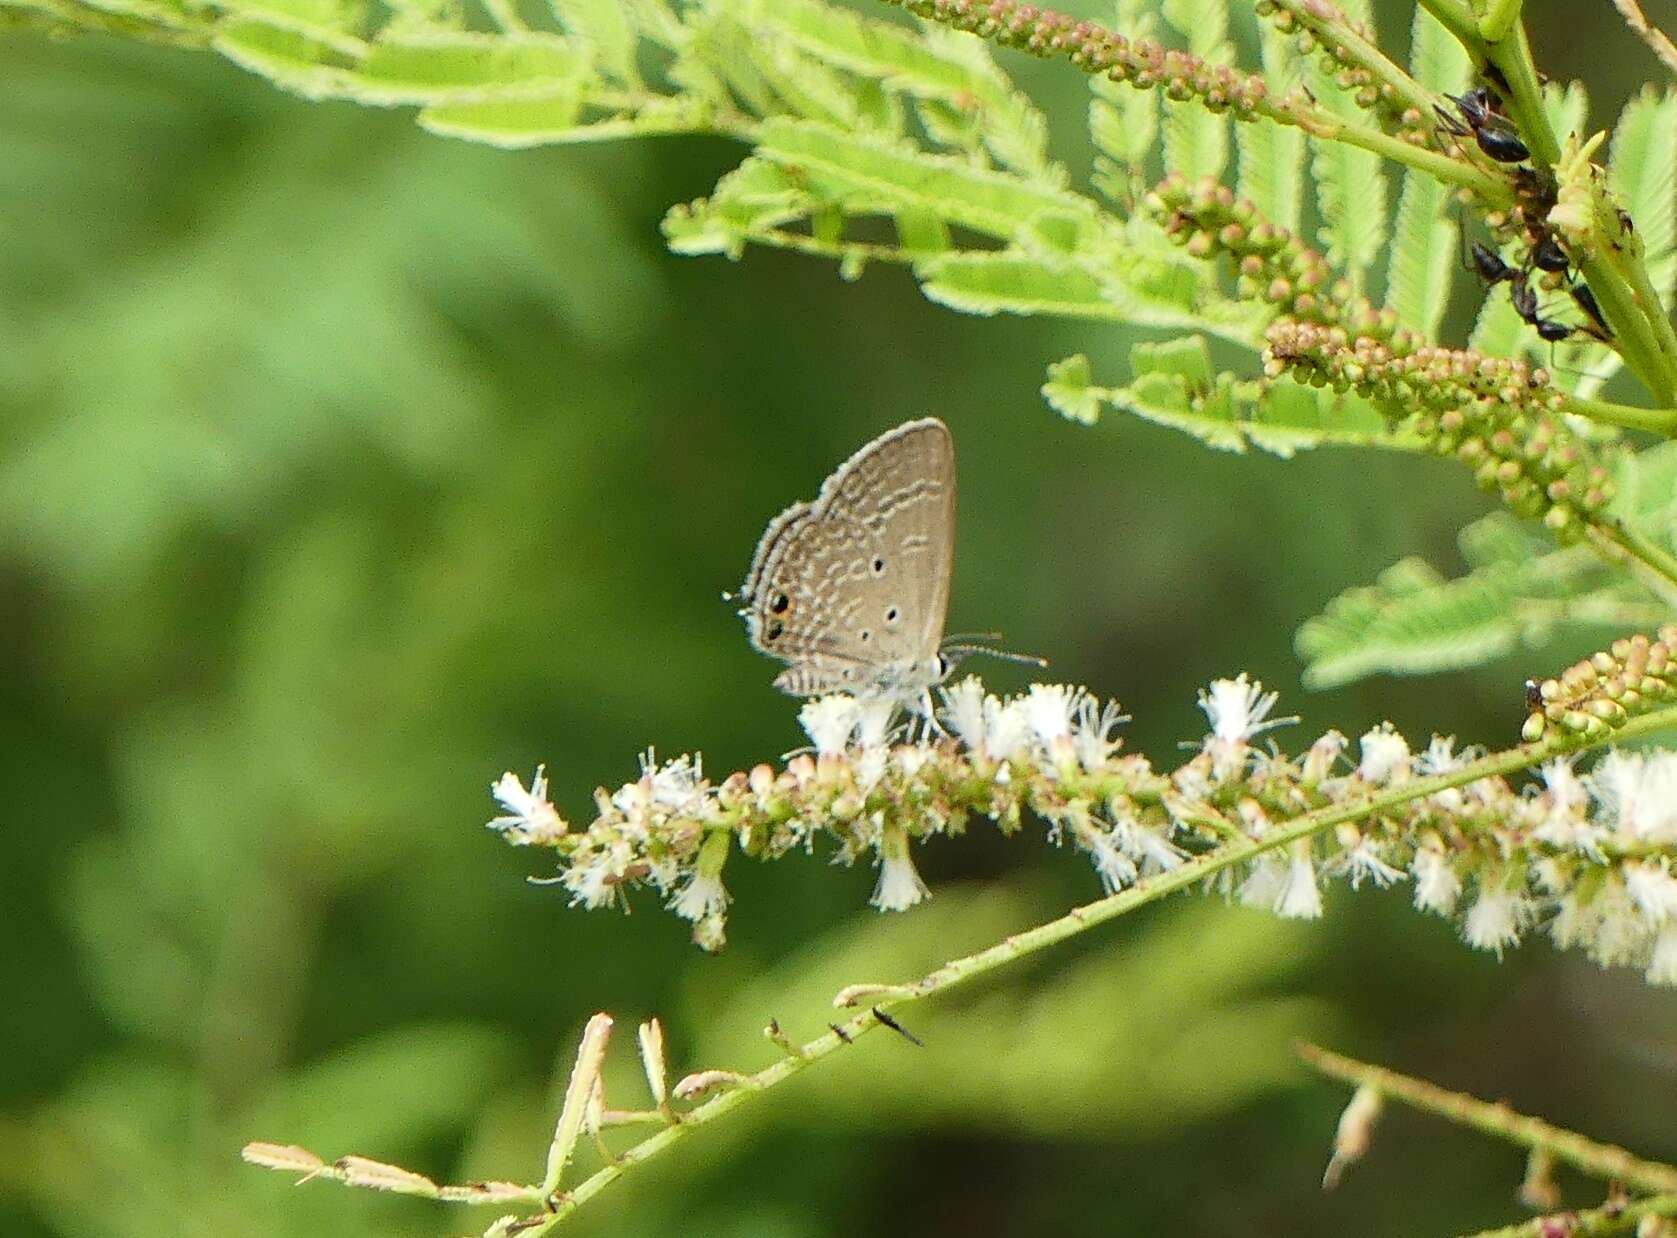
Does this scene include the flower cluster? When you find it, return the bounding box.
[488,674,1677,983]
[1264,320,1615,533]
[1256,0,1429,145]
[1146,174,1411,348]
[882,0,1281,121]
[1524,628,1677,742]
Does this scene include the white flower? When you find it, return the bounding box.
[1073,696,1128,771]
[669,871,730,922]
[1533,757,1604,855]
[982,697,1032,763]
[855,744,889,793]
[1238,854,1288,910]
[1199,674,1287,743]
[801,695,861,756]
[1623,861,1677,925]
[871,833,930,912]
[1085,827,1139,893]
[895,745,931,778]
[1240,842,1321,919]
[564,854,620,909]
[1647,923,1677,986]
[488,766,566,844]
[857,696,898,750]
[647,752,705,812]
[1330,827,1404,890]
[1277,845,1324,920]
[1198,676,1292,778]
[1357,725,1411,785]
[1023,683,1077,744]
[1113,816,1185,874]
[1586,879,1653,968]
[1417,736,1466,809]
[1590,750,1677,844]
[1303,730,1347,783]
[939,676,988,753]
[1463,878,1531,958]
[1411,848,1462,915]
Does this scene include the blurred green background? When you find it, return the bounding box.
[3,7,1676,1236]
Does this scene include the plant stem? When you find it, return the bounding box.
[1296,1043,1677,1196]
[1266,0,1436,124]
[1463,1194,1677,1238]
[1588,520,1677,605]
[1565,393,1677,435]
[1478,0,1526,49]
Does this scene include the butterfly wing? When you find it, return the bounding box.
[738,418,956,697]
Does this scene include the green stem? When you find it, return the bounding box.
[1266,0,1436,123]
[1565,393,1677,435]
[1297,1043,1677,1196]
[1477,0,1525,49]
[1463,1194,1677,1238]
[1418,0,1480,49]
[1589,519,1677,604]
[1577,252,1677,407]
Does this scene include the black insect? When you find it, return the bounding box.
[1509,271,1574,342]
[1525,678,1543,711]
[1471,240,1516,285]
[1436,87,1531,163]
[1531,234,1570,274]
[1571,283,1613,340]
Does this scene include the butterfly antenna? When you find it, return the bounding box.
[941,643,1049,669]
[941,631,1006,645]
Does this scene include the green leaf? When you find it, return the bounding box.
[1235,21,1304,232]
[756,41,866,128]
[919,25,1055,179]
[1611,86,1677,303]
[1297,555,1529,689]
[918,253,1125,321]
[742,0,1058,177]
[660,156,813,258]
[1388,171,1457,339]
[351,31,590,105]
[753,118,1096,241]
[1296,504,1672,689]
[1543,78,1589,148]
[1090,75,1156,206]
[216,0,364,36]
[1406,3,1469,91]
[211,19,366,100]
[1306,39,1385,293]
[1386,6,1466,338]
[1042,353,1101,424]
[1159,0,1229,182]
[549,0,640,86]
[1044,346,1419,458]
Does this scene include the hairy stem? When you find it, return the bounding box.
[1297,1043,1677,1196]
[1464,1194,1677,1238]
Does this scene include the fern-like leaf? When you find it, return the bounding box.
[1611,85,1677,304]
[1042,345,1414,457]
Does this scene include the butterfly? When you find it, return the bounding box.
[733,418,1039,708]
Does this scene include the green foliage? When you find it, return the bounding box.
[1298,447,1677,689]
[1043,343,1415,457]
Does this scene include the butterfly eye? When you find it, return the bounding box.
[769,593,790,614]
[870,557,886,575]
[766,619,784,641]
